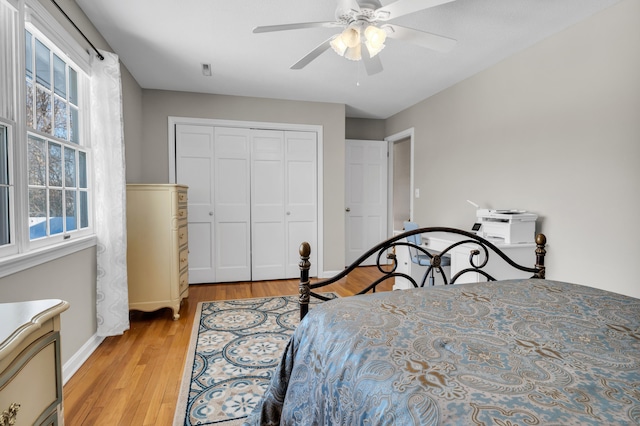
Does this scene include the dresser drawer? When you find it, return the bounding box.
[178,225,188,247]
[178,190,188,205]
[179,271,189,295]
[179,247,189,272]
[0,332,61,426]
[177,206,187,221]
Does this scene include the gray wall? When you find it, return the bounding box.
[0,248,97,364]
[138,90,347,271]
[386,0,640,298]
[346,118,386,140]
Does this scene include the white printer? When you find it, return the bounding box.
[474,209,538,244]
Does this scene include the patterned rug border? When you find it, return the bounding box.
[173,293,335,426]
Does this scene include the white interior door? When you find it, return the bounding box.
[285,131,317,278]
[175,124,216,283]
[251,130,286,280]
[213,127,252,282]
[345,139,388,266]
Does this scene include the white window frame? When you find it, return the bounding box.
[0,0,96,279]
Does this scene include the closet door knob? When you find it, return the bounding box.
[209,211,213,216]
[345,207,351,212]
[286,211,291,215]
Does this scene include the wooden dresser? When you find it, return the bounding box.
[126,184,189,320]
[0,299,69,425]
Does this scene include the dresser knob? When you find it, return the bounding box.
[1,403,20,425]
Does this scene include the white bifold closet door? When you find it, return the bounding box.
[281,131,317,279]
[250,130,317,280]
[175,124,217,284]
[176,124,317,283]
[213,127,253,282]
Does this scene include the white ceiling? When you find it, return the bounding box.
[76,0,620,119]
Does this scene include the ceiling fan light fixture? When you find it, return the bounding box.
[364,25,386,47]
[364,25,386,57]
[341,26,361,48]
[344,43,362,61]
[330,34,348,56]
[365,40,385,58]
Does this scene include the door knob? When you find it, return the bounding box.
[345,207,351,212]
[209,211,214,216]
[286,211,291,215]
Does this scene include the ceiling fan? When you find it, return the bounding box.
[253,0,457,76]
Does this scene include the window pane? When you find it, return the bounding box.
[35,39,50,88]
[49,188,62,235]
[80,190,88,228]
[26,79,34,128]
[54,97,67,140]
[65,190,77,231]
[0,126,8,246]
[79,151,87,188]
[48,142,62,187]
[69,68,78,106]
[64,147,76,187]
[70,106,78,144]
[29,187,46,239]
[35,86,51,133]
[0,125,7,185]
[0,187,8,246]
[25,31,33,81]
[53,54,66,98]
[28,136,46,186]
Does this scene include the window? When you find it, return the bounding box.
[25,30,89,241]
[0,0,93,269]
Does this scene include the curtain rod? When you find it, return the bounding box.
[50,0,104,61]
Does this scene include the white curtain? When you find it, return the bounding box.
[91,50,129,337]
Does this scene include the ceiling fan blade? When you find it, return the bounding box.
[362,52,383,76]
[253,21,340,33]
[375,0,455,21]
[290,37,334,70]
[337,0,362,15]
[385,24,456,52]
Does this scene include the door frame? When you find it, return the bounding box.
[385,128,415,235]
[168,116,324,277]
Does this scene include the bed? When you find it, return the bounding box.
[244,227,640,425]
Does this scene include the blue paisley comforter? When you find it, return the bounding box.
[245,279,640,425]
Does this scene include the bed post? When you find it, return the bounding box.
[535,233,547,279]
[299,242,311,320]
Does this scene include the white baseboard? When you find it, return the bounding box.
[62,333,105,384]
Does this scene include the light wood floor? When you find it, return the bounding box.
[63,267,394,425]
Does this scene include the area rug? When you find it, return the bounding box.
[173,293,336,426]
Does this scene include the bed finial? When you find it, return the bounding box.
[299,242,311,319]
[535,233,547,279]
